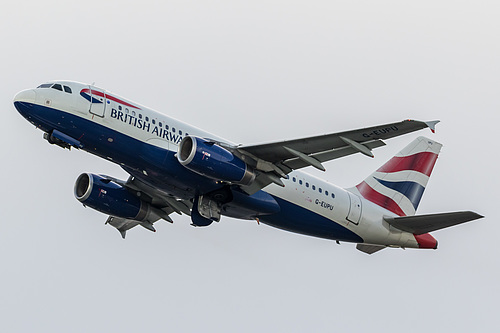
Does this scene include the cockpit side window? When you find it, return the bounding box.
[52,84,63,91]
[63,86,72,93]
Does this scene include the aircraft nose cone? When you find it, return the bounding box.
[14,89,37,118]
[14,89,36,103]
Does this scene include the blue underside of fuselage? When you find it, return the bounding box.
[15,101,364,243]
[261,197,363,243]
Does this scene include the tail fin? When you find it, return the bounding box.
[353,136,442,216]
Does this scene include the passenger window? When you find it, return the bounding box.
[52,84,63,91]
[179,130,183,135]
[306,182,309,188]
[325,190,329,196]
[63,86,72,93]
[172,128,176,132]
[159,122,162,127]
[145,117,149,122]
[319,188,322,193]
[292,177,296,182]
[312,185,316,190]
[299,180,303,185]
[152,119,156,125]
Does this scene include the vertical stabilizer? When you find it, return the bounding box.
[352,137,442,216]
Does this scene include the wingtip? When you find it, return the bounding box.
[425,120,440,133]
[470,211,485,220]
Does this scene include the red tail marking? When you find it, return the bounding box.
[377,152,438,177]
[356,181,406,216]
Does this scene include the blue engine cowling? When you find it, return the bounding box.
[74,173,151,220]
[177,136,255,185]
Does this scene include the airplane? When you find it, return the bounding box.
[13,81,483,254]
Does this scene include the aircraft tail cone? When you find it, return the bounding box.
[414,233,438,249]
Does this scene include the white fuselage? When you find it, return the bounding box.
[15,81,422,248]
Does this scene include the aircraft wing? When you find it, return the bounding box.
[100,174,192,238]
[235,119,439,193]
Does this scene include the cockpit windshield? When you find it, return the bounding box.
[37,83,72,94]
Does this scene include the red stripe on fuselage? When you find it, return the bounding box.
[356,181,406,216]
[80,89,141,110]
[377,152,438,177]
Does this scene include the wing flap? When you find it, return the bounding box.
[106,211,175,239]
[282,139,385,169]
[106,216,141,239]
[384,211,484,234]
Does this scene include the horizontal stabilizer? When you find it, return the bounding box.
[356,244,386,255]
[384,211,484,235]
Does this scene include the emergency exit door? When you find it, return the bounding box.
[347,192,362,224]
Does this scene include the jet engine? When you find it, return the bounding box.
[74,173,158,221]
[177,136,255,185]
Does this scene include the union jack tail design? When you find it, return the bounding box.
[354,136,442,216]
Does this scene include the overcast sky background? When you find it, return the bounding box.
[1,1,498,332]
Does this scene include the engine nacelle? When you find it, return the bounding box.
[74,173,154,221]
[177,136,255,185]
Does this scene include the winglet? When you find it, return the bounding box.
[425,120,440,133]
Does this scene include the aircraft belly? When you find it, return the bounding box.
[260,196,364,243]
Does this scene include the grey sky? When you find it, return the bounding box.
[1,1,498,332]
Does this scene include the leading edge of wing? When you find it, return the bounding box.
[238,119,438,163]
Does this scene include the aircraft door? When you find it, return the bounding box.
[88,86,107,117]
[346,192,362,225]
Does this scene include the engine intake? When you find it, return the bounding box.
[74,173,156,221]
[177,136,255,185]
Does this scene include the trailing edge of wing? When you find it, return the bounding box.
[384,211,484,235]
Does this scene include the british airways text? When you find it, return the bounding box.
[110,108,183,144]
